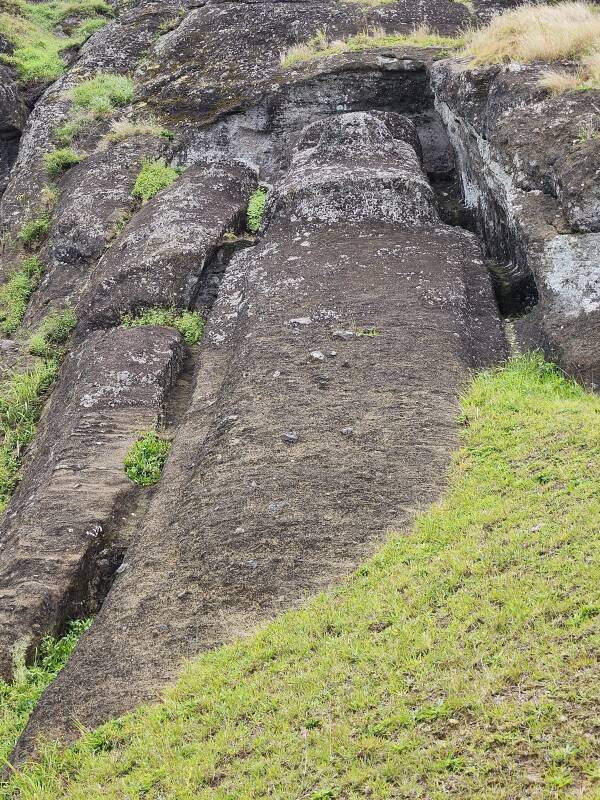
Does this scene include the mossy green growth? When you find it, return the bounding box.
[71,73,134,113]
[28,307,77,357]
[131,159,180,204]
[0,360,58,512]
[246,186,268,233]
[17,214,51,249]
[3,354,600,798]
[121,308,205,345]
[123,432,171,486]
[0,0,112,83]
[0,619,91,767]
[0,256,44,335]
[43,147,83,178]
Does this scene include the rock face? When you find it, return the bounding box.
[0,0,597,766]
[432,60,600,383]
[13,112,504,758]
[0,327,186,682]
[78,159,257,330]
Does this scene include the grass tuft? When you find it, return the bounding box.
[0,256,44,335]
[131,159,180,204]
[99,118,171,148]
[54,73,136,145]
[28,307,77,357]
[463,1,600,92]
[71,73,134,112]
[121,308,205,345]
[17,214,50,250]
[43,147,83,178]
[1,354,599,797]
[246,186,268,232]
[123,432,171,486]
[0,620,91,767]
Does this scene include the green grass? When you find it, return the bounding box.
[0,620,91,768]
[71,73,134,112]
[131,159,180,204]
[0,256,44,335]
[28,308,76,357]
[54,73,135,145]
[42,148,83,178]
[17,215,51,250]
[0,0,112,83]
[281,27,462,68]
[123,432,171,487]
[0,361,58,512]
[2,354,599,797]
[246,186,268,233]
[121,308,205,345]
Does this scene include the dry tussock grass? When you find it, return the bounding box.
[464,2,600,92]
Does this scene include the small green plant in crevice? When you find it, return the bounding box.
[121,308,205,345]
[43,147,84,178]
[247,186,268,233]
[124,432,171,487]
[0,256,44,336]
[108,210,132,241]
[0,619,91,766]
[0,360,58,511]
[28,308,77,358]
[54,117,87,147]
[131,159,180,204]
[18,213,51,249]
[355,327,380,338]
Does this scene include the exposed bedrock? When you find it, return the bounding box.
[138,0,470,123]
[0,326,185,682]
[24,135,165,326]
[14,112,506,757]
[431,60,600,384]
[0,65,28,197]
[76,159,257,330]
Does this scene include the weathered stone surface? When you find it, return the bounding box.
[431,59,600,383]
[138,1,471,123]
[15,113,505,754]
[4,0,599,770]
[0,326,185,682]
[77,159,257,330]
[0,65,28,195]
[24,135,164,326]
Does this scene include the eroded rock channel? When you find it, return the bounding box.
[0,0,597,764]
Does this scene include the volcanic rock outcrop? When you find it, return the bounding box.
[0,0,598,765]
[12,110,505,759]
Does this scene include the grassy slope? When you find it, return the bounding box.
[2,354,600,798]
[0,0,111,83]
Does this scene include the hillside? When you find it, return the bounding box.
[0,0,598,794]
